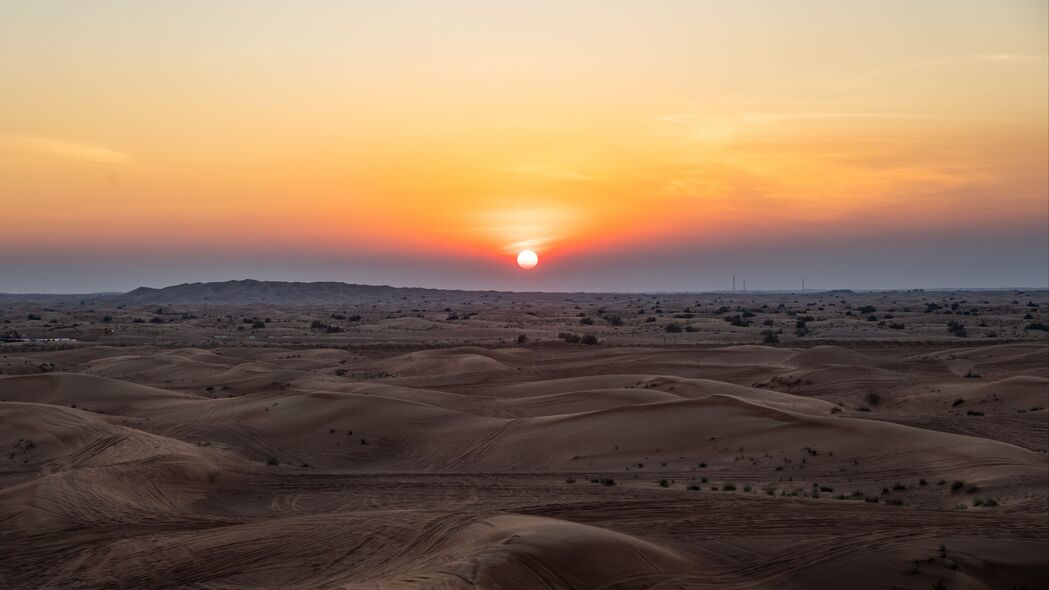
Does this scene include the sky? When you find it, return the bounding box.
[1,0,1047,293]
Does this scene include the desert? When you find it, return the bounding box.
[1,282,1046,589]
[3,3,1048,587]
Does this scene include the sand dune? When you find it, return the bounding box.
[1,294,1046,588]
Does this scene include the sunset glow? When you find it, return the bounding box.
[1,1,1046,292]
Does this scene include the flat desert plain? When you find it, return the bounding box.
[1,287,1047,589]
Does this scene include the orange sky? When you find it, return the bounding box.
[1,1,1047,290]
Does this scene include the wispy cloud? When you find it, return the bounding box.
[888,53,1044,73]
[0,136,136,166]
[740,111,1025,125]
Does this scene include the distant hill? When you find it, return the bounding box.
[111,280,474,305]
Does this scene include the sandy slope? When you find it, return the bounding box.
[1,337,1046,589]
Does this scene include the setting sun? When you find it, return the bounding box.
[516,250,539,270]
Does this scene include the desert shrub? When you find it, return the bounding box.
[579,317,594,325]
[865,392,881,406]
[722,483,737,491]
[762,330,779,344]
[599,478,616,486]
[150,316,165,324]
[885,498,904,506]
[659,479,669,488]
[580,334,599,345]
[859,305,876,314]
[1025,322,1049,331]
[516,334,528,344]
[607,316,623,326]
[686,484,700,491]
[251,320,266,329]
[946,320,967,337]
[726,315,751,327]
[664,323,683,333]
[888,322,905,330]
[950,480,965,492]
[966,410,984,416]
[952,398,964,407]
[266,456,279,466]
[743,484,753,492]
[565,477,576,484]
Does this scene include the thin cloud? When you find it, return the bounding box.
[0,136,136,166]
[740,112,1025,125]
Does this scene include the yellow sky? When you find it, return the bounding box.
[1,0,1046,266]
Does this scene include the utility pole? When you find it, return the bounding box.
[732,274,736,293]
[802,278,805,294]
[743,279,746,293]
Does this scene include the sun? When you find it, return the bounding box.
[516,250,539,269]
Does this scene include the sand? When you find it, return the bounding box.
[0,289,1046,588]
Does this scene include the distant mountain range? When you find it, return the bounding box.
[114,280,468,305]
